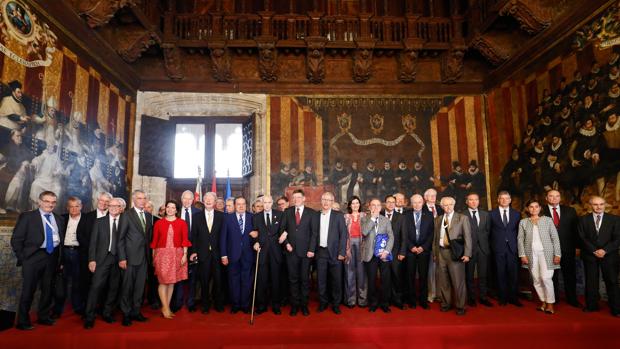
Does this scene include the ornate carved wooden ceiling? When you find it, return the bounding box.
[53,0,614,94]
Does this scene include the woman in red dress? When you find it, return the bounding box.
[151,200,191,318]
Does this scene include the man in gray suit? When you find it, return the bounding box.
[361,198,394,313]
[118,190,153,326]
[84,197,123,329]
[433,196,472,315]
[314,192,347,314]
[463,192,493,307]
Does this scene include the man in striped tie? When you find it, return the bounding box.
[220,196,256,314]
[11,191,66,330]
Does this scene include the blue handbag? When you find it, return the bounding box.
[374,233,392,261]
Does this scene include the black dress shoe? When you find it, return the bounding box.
[201,308,210,314]
[188,306,197,313]
[318,303,328,312]
[368,306,377,312]
[332,306,341,314]
[16,324,34,331]
[122,317,132,327]
[301,306,310,316]
[102,315,116,323]
[132,313,148,322]
[380,305,391,313]
[290,306,298,316]
[273,307,282,315]
[215,305,225,313]
[567,300,583,308]
[408,302,417,309]
[440,306,451,312]
[420,302,429,310]
[50,312,61,320]
[509,300,523,308]
[480,298,493,307]
[37,318,55,326]
[393,302,405,310]
[242,307,251,314]
[468,299,477,307]
[231,306,239,314]
[84,320,94,329]
[583,307,599,313]
[255,306,267,314]
[456,308,466,316]
[345,303,355,309]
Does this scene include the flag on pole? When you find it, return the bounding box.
[195,166,203,202]
[225,169,232,200]
[211,171,217,194]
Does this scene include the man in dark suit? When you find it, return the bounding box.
[52,196,94,317]
[189,192,225,314]
[83,198,123,329]
[172,190,201,312]
[422,188,443,303]
[82,192,112,306]
[463,192,493,307]
[117,189,153,326]
[403,194,435,309]
[381,195,406,309]
[404,194,434,309]
[578,195,620,317]
[314,192,347,314]
[278,189,318,316]
[541,190,581,307]
[220,196,256,314]
[489,191,522,307]
[252,195,284,315]
[11,190,66,330]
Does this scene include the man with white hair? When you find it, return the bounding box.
[172,190,201,312]
[189,192,225,313]
[433,196,472,315]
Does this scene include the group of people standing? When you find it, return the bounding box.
[9,186,620,331]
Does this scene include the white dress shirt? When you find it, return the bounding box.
[439,212,453,248]
[96,209,108,218]
[182,206,193,230]
[320,209,331,247]
[109,214,119,252]
[548,205,560,219]
[468,208,479,226]
[64,214,80,246]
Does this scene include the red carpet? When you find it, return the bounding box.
[2,299,618,349]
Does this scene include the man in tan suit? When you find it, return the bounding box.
[433,196,472,315]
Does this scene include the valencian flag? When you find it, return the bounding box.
[211,171,217,194]
[194,166,203,202]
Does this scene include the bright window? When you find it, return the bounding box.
[214,123,242,178]
[174,124,205,178]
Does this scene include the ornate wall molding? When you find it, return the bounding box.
[471,35,510,66]
[440,48,465,84]
[209,43,232,82]
[398,49,419,83]
[117,29,160,63]
[499,0,551,35]
[162,43,184,80]
[68,0,134,28]
[257,39,278,82]
[306,37,326,84]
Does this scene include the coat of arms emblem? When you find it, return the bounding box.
[402,114,417,134]
[369,113,384,135]
[337,112,351,133]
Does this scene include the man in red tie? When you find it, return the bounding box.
[278,189,318,316]
[541,190,581,308]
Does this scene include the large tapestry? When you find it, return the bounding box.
[269,95,490,209]
[0,1,135,226]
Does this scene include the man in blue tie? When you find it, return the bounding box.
[221,196,256,313]
[11,191,66,330]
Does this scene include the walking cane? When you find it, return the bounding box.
[250,247,261,325]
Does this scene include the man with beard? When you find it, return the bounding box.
[578,95,599,124]
[395,160,412,197]
[443,161,468,210]
[0,129,33,214]
[602,110,620,201]
[361,160,379,202]
[379,160,397,198]
[411,158,434,195]
[32,97,61,151]
[568,116,604,203]
[299,162,318,187]
[603,83,620,112]
[0,80,30,146]
[272,163,290,197]
[465,161,486,207]
[327,159,347,203]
